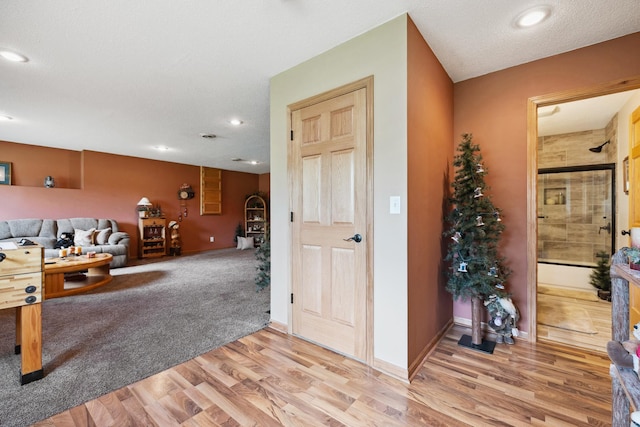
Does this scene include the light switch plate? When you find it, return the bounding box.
[390,196,401,214]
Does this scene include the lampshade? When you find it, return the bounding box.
[137,197,152,206]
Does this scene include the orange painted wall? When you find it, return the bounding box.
[258,173,271,222]
[453,32,640,332]
[407,17,453,370]
[0,141,260,258]
[1,140,82,188]
[258,173,270,196]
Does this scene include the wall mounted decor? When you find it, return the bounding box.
[178,183,195,200]
[0,162,11,185]
[624,156,629,195]
[44,176,55,188]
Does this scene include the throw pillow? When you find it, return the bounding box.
[74,228,96,246]
[95,227,112,245]
[239,236,254,250]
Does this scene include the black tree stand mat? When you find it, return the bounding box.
[458,334,496,354]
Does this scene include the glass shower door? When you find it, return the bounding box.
[537,164,615,266]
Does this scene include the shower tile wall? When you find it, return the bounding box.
[537,122,616,265]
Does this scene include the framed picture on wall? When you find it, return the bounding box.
[624,156,630,195]
[0,162,10,185]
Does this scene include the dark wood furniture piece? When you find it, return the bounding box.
[138,217,166,258]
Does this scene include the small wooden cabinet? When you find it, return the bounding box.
[139,217,166,258]
[245,195,267,246]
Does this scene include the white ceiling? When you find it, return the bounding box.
[538,89,640,137]
[1,1,639,174]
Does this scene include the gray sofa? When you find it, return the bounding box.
[0,218,130,268]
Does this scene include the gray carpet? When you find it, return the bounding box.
[0,248,270,427]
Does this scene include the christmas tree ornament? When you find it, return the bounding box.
[494,211,502,222]
[474,187,484,198]
[496,283,505,290]
[451,231,462,243]
[458,262,468,272]
[476,215,485,226]
[476,163,485,173]
[488,266,498,277]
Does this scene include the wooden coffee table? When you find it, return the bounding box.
[44,253,113,299]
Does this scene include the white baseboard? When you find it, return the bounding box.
[268,320,288,333]
[373,358,409,383]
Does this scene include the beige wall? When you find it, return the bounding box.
[453,32,640,332]
[270,14,455,377]
[270,15,409,372]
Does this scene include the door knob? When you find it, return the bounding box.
[0,253,5,262]
[343,234,362,243]
[623,230,631,236]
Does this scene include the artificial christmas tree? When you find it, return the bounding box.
[444,133,510,353]
[590,251,611,301]
[255,230,270,291]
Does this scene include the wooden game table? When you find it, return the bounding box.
[0,243,44,384]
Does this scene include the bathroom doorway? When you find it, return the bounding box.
[536,164,615,352]
[529,83,640,352]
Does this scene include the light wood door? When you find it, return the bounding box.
[290,87,368,361]
[630,106,640,228]
[630,105,640,327]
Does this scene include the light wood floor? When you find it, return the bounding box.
[33,325,613,427]
[537,290,612,353]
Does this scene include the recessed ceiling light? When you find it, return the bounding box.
[0,49,29,62]
[514,6,551,28]
[229,119,243,126]
[231,158,260,165]
[200,133,217,139]
[0,115,14,121]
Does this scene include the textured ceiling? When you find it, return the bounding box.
[1,1,639,174]
[538,90,640,137]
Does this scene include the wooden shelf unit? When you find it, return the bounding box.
[610,250,640,425]
[245,195,267,246]
[139,217,166,258]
